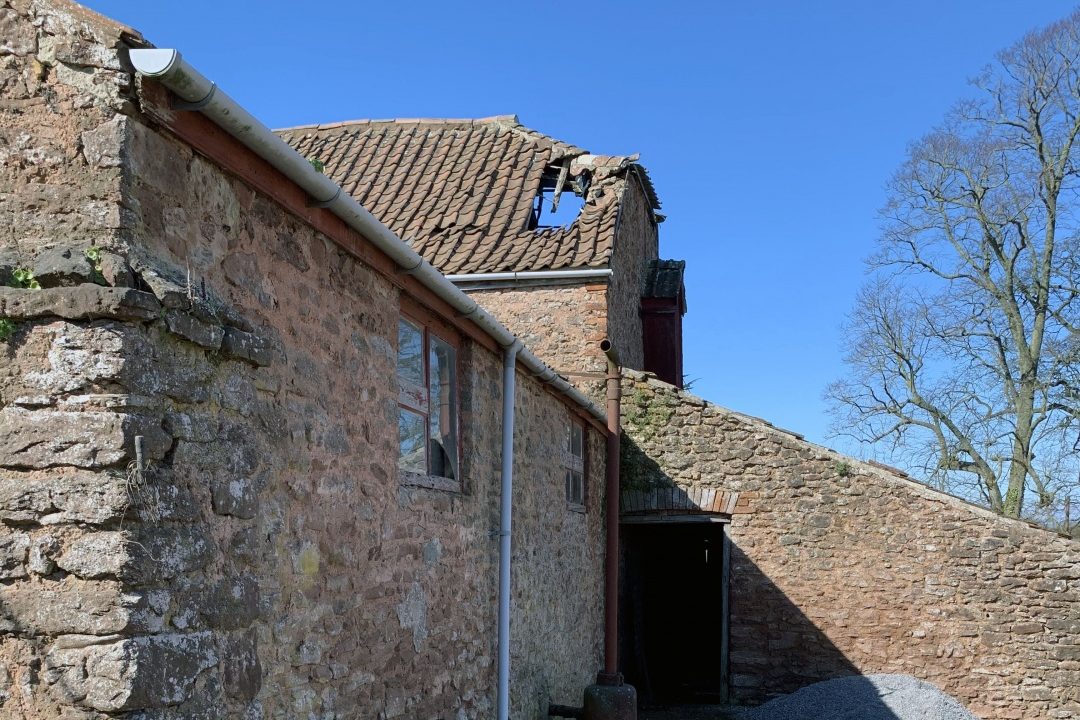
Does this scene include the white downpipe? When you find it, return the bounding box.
[444,268,613,283]
[497,340,521,720]
[129,49,603,423]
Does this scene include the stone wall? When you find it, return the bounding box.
[0,2,145,716]
[466,283,610,402]
[0,3,608,717]
[621,370,1080,720]
[120,119,609,719]
[605,177,656,374]
[0,0,135,261]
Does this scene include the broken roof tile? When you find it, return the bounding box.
[275,116,660,274]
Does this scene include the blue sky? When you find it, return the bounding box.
[90,0,1078,455]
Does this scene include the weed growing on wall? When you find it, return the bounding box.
[85,246,107,285]
[11,267,39,289]
[1,267,42,343]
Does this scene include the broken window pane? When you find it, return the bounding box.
[398,319,426,410]
[428,335,458,479]
[398,408,426,474]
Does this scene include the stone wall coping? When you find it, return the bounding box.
[623,368,1078,543]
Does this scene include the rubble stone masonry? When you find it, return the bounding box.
[603,177,656,375]
[466,283,610,402]
[0,2,606,718]
[621,370,1080,720]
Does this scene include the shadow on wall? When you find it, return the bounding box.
[727,542,862,702]
[617,436,913,719]
[621,530,911,720]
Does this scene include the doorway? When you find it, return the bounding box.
[622,520,729,707]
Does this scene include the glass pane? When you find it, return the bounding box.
[565,421,572,454]
[568,470,584,504]
[398,319,424,385]
[571,422,583,459]
[398,320,427,411]
[429,335,458,480]
[398,408,426,474]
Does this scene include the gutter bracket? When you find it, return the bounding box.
[171,83,217,112]
[307,187,342,209]
[396,258,425,276]
[454,303,481,320]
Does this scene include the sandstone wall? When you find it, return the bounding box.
[0,2,150,716]
[119,118,608,720]
[466,283,609,402]
[0,0,135,262]
[621,370,1080,720]
[0,3,607,717]
[605,177,656,374]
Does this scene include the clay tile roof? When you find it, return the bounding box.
[275,116,660,275]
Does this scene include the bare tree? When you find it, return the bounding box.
[828,12,1080,519]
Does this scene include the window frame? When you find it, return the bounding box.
[397,309,462,492]
[564,415,587,511]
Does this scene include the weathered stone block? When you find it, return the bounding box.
[221,326,272,367]
[29,534,60,575]
[98,252,133,288]
[45,632,218,712]
[32,247,98,287]
[80,116,125,169]
[128,526,216,582]
[164,310,224,349]
[0,285,160,322]
[211,472,259,520]
[57,531,127,579]
[0,530,30,578]
[221,630,261,703]
[0,577,129,635]
[0,469,129,525]
[0,407,125,468]
[0,8,36,56]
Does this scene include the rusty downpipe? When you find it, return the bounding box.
[599,338,621,680]
[578,339,637,719]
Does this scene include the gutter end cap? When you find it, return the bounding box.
[130,48,180,77]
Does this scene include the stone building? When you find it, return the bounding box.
[277,69,1080,720]
[278,117,684,399]
[0,2,1078,720]
[276,37,1080,720]
[0,2,610,718]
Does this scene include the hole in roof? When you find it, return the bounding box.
[529,163,589,230]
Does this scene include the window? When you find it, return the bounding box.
[398,317,459,486]
[564,417,585,508]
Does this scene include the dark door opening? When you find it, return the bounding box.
[621,521,728,707]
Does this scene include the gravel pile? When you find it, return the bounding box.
[737,674,979,720]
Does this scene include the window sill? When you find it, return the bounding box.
[399,469,462,493]
[567,502,587,514]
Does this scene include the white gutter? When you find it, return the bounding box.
[129,48,603,423]
[445,268,613,284]
[497,340,522,720]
